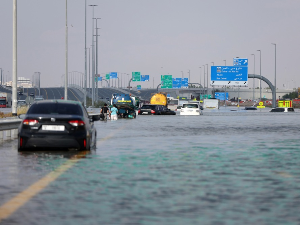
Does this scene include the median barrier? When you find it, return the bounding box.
[0,118,21,141]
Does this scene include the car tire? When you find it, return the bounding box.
[18,136,23,151]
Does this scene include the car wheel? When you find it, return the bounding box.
[18,136,24,151]
[85,137,91,151]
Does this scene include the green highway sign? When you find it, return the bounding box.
[132,72,141,82]
[105,74,110,80]
[161,75,173,88]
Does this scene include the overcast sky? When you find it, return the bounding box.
[1,0,300,90]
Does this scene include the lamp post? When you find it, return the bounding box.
[271,43,276,102]
[84,0,87,106]
[203,65,205,98]
[251,53,255,101]
[257,50,261,100]
[206,64,208,98]
[0,68,2,86]
[12,0,17,116]
[199,67,201,88]
[89,4,97,107]
[94,18,101,103]
[223,60,226,66]
[64,0,68,101]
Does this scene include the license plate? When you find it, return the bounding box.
[42,125,65,131]
[142,112,149,114]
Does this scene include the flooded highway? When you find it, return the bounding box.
[1,107,300,225]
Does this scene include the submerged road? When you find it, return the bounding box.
[1,108,300,225]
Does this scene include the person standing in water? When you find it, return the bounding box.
[110,104,118,120]
[100,103,109,121]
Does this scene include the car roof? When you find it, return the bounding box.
[31,99,83,106]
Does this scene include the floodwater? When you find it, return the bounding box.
[1,107,300,225]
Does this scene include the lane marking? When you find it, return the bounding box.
[0,124,127,222]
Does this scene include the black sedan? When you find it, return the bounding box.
[18,100,100,151]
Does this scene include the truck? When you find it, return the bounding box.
[150,92,167,106]
[167,97,179,111]
[0,92,12,108]
[203,98,220,109]
[111,93,137,118]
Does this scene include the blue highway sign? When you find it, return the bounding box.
[110,72,118,79]
[141,75,149,81]
[211,66,248,86]
[215,92,228,100]
[172,78,182,88]
[181,78,189,88]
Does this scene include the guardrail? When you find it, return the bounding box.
[0,118,21,140]
[0,113,100,141]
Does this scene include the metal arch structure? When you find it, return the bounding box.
[248,74,276,108]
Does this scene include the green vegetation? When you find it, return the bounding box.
[282,92,298,99]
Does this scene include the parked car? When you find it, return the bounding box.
[138,104,176,115]
[160,106,176,115]
[18,100,100,151]
[138,104,164,115]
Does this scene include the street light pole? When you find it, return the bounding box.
[199,67,201,88]
[271,43,276,102]
[64,0,68,100]
[94,18,101,104]
[206,64,208,98]
[203,65,205,98]
[257,50,261,100]
[223,60,226,66]
[251,53,255,101]
[84,0,87,106]
[0,68,2,86]
[89,5,97,107]
[12,0,17,116]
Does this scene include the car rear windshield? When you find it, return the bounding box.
[182,104,198,108]
[27,103,83,115]
[141,105,155,109]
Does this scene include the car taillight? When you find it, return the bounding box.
[23,119,38,125]
[69,120,85,126]
[151,110,155,114]
[138,110,141,114]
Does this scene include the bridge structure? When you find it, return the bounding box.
[3,74,284,108]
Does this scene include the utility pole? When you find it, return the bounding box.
[12,0,17,116]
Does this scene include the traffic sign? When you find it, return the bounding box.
[161,75,172,88]
[181,78,189,88]
[105,74,110,80]
[98,77,102,81]
[215,92,228,100]
[132,72,141,82]
[141,75,149,81]
[110,72,118,79]
[137,85,141,90]
[233,58,248,66]
[211,66,248,86]
[172,78,182,88]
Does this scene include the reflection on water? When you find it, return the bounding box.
[2,108,300,225]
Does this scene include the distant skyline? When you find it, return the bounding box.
[1,0,300,90]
